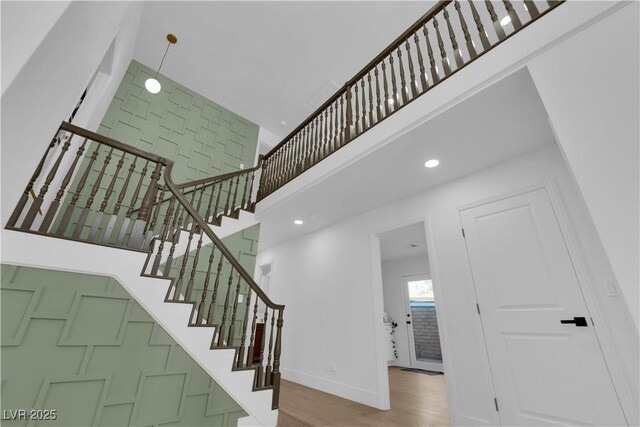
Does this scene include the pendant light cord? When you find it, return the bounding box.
[154,41,172,79]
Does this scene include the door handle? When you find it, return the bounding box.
[406,321,411,325]
[560,316,588,327]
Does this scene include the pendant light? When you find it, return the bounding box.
[145,33,177,94]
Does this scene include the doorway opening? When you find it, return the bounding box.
[376,221,450,426]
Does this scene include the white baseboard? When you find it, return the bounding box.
[281,368,382,409]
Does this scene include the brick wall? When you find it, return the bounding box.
[410,305,442,362]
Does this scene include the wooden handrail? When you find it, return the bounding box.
[132,156,264,214]
[264,1,450,158]
[60,122,170,165]
[175,155,264,190]
[163,163,284,310]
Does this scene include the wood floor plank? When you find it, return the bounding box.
[277,367,450,426]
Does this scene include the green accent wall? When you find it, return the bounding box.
[54,59,259,239]
[1,263,247,426]
[99,60,259,182]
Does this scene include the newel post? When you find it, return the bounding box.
[138,162,162,223]
[271,308,284,409]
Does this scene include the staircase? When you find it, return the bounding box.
[3,1,566,425]
[5,122,283,426]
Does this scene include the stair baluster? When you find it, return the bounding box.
[405,39,419,98]
[444,6,465,69]
[23,132,72,229]
[88,151,126,241]
[116,160,149,245]
[485,0,507,40]
[469,0,492,51]
[103,156,137,243]
[56,144,100,236]
[7,131,60,228]
[455,1,478,60]
[72,147,113,238]
[237,287,253,367]
[413,32,429,92]
[40,137,88,233]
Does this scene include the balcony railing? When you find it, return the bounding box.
[257,0,564,200]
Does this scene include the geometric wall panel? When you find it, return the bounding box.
[33,375,108,427]
[97,60,259,185]
[61,294,129,345]
[1,264,246,426]
[162,111,186,134]
[190,151,212,173]
[196,126,217,147]
[122,94,151,118]
[202,103,223,124]
[132,371,187,425]
[230,118,248,138]
[0,288,35,345]
[225,139,245,159]
[169,88,193,110]
[98,403,133,427]
[155,136,180,159]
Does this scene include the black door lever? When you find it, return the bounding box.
[560,316,588,327]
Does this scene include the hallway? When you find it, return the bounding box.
[277,367,450,426]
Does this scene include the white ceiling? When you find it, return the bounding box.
[134,1,434,138]
[379,222,428,262]
[257,69,557,249]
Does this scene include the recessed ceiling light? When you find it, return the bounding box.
[280,121,287,127]
[424,159,440,168]
[294,220,304,225]
[500,16,511,26]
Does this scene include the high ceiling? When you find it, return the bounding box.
[256,69,557,249]
[134,1,434,139]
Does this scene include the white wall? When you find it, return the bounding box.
[257,145,639,425]
[0,1,71,95]
[528,2,640,332]
[1,1,143,225]
[381,255,429,368]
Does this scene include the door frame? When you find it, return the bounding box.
[401,273,444,372]
[456,180,633,424]
[371,216,459,414]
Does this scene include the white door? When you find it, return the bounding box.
[402,274,444,372]
[460,188,626,426]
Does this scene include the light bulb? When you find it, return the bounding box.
[145,78,161,94]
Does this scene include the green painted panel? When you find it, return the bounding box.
[1,264,246,426]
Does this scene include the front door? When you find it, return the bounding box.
[460,187,626,426]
